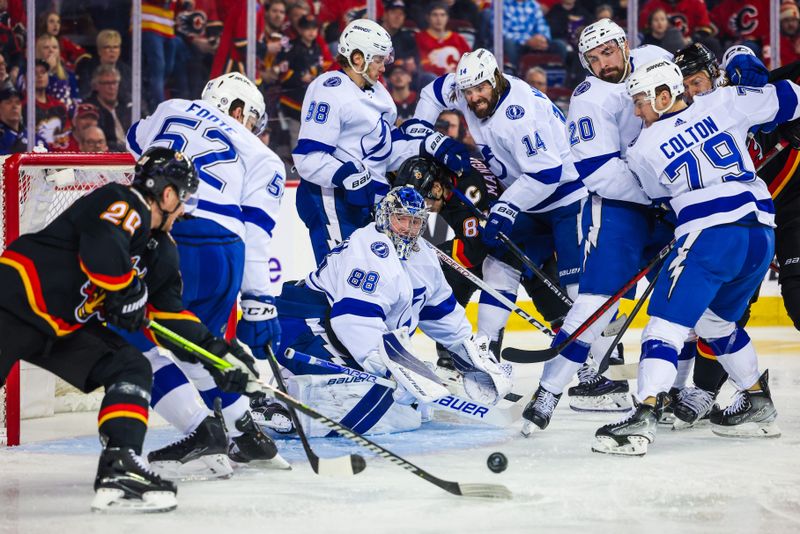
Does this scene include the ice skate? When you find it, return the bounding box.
[568,364,631,412]
[592,394,665,456]
[672,387,719,430]
[228,411,292,469]
[521,385,561,436]
[711,371,780,438]
[658,387,680,425]
[435,342,455,370]
[250,396,295,434]
[92,447,177,513]
[147,414,233,481]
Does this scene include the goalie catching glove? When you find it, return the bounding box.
[201,338,263,395]
[447,335,513,405]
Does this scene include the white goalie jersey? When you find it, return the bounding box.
[413,74,586,213]
[127,98,285,297]
[566,45,672,204]
[306,223,472,362]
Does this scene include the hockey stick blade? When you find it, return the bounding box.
[148,320,511,499]
[605,363,638,381]
[502,238,676,363]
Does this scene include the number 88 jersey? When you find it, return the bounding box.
[626,82,800,237]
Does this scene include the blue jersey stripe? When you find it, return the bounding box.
[126,121,143,156]
[529,177,585,212]
[574,151,620,180]
[677,192,775,228]
[241,205,276,236]
[419,294,457,322]
[293,138,337,155]
[330,297,387,320]
[432,75,448,107]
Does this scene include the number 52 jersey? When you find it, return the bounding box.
[627,82,800,237]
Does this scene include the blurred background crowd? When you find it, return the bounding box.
[0,0,797,173]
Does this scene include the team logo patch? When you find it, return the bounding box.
[371,241,390,258]
[505,105,525,120]
[574,81,591,96]
[323,77,342,87]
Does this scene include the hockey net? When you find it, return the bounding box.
[0,152,136,446]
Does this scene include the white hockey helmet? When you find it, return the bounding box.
[455,48,500,91]
[338,18,394,85]
[578,18,628,72]
[626,59,685,116]
[202,72,267,134]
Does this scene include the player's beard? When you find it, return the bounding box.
[599,66,624,84]
[468,94,497,119]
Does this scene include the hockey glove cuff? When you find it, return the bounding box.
[422,132,471,175]
[722,46,768,87]
[482,201,519,248]
[238,294,281,359]
[105,277,148,332]
[331,163,384,206]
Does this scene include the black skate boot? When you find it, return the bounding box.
[672,386,720,430]
[592,393,666,456]
[710,370,780,438]
[92,447,177,513]
[435,342,455,370]
[521,385,562,436]
[228,411,291,469]
[658,387,680,425]
[147,414,233,481]
[567,364,631,412]
[250,396,295,435]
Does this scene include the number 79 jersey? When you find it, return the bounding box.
[627,82,800,237]
[127,98,285,296]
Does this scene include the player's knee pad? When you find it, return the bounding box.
[780,274,800,330]
[482,255,521,292]
[562,293,618,343]
[642,317,691,356]
[702,327,751,357]
[90,344,153,392]
[694,309,736,340]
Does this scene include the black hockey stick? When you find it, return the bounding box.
[430,240,554,337]
[264,344,367,476]
[145,319,366,476]
[502,238,677,363]
[447,186,574,308]
[147,320,512,499]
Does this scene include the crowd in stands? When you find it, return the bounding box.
[0,0,797,161]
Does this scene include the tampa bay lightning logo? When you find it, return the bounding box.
[323,77,342,87]
[574,81,591,96]
[505,105,525,120]
[361,112,392,161]
[371,241,390,258]
[479,144,508,180]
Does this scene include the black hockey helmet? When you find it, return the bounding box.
[674,42,720,81]
[133,147,199,203]
[394,156,452,199]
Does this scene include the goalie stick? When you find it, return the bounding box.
[429,240,554,337]
[284,349,524,427]
[147,320,512,500]
[447,186,574,308]
[502,238,677,363]
[145,319,366,477]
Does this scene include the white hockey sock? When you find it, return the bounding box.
[637,359,677,401]
[672,342,696,390]
[715,340,760,391]
[478,255,521,341]
[477,294,516,341]
[540,355,583,395]
[145,348,210,435]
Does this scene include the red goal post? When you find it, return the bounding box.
[0,152,137,447]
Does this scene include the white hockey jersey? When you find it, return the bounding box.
[292,70,419,188]
[306,223,471,362]
[627,82,800,237]
[413,74,586,213]
[127,98,285,297]
[567,45,672,204]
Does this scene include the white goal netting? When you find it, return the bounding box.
[1,153,135,446]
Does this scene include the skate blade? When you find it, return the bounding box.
[671,416,710,431]
[233,452,292,470]
[150,454,234,481]
[591,435,649,456]
[520,421,534,438]
[569,393,632,413]
[711,421,781,438]
[91,488,177,513]
[658,413,676,426]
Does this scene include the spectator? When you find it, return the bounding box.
[0,82,38,154]
[0,52,9,85]
[30,59,71,152]
[444,0,482,36]
[77,30,132,106]
[545,0,592,50]
[416,3,471,76]
[212,0,265,77]
[781,0,800,66]
[711,0,771,56]
[386,63,417,125]
[173,1,221,99]
[142,0,178,111]
[85,65,131,152]
[525,65,548,93]
[37,10,89,72]
[435,109,462,139]
[318,0,384,44]
[0,1,24,83]
[282,2,335,74]
[78,125,108,153]
[60,102,100,152]
[493,0,566,72]
[35,34,80,114]
[383,1,421,79]
[594,4,614,22]
[638,0,720,57]
[641,8,687,55]
[262,0,289,87]
[276,13,323,146]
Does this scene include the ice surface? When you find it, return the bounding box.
[1,328,799,533]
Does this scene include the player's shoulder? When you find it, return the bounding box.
[630,44,672,65]
[309,70,352,96]
[569,76,621,111]
[348,224,399,264]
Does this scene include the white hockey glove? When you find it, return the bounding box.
[447,335,513,405]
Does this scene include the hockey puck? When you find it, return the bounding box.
[487,452,508,473]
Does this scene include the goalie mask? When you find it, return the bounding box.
[375,186,428,260]
[202,72,267,134]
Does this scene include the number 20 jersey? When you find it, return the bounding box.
[127,98,285,297]
[627,82,800,237]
